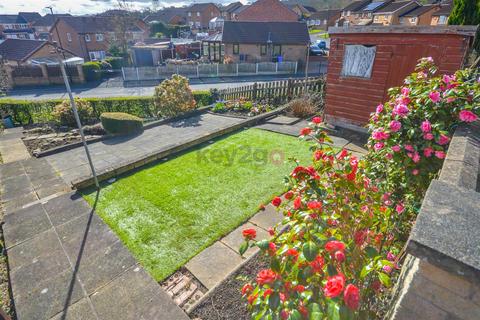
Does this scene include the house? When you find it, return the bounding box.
[307,9,341,29]
[220,21,309,64]
[286,4,315,19]
[51,16,146,61]
[399,4,440,26]
[0,38,72,65]
[236,0,299,22]
[186,3,222,29]
[339,0,372,25]
[372,1,420,25]
[143,7,188,25]
[32,14,72,40]
[0,14,36,40]
[431,2,452,25]
[349,1,394,25]
[221,2,244,21]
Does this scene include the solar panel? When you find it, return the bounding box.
[363,2,385,11]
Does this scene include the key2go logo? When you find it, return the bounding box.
[196,146,285,166]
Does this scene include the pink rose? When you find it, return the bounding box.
[412,152,421,163]
[376,104,384,114]
[459,110,478,123]
[393,104,409,117]
[374,142,384,151]
[423,133,434,140]
[395,203,405,214]
[435,151,446,159]
[386,153,393,160]
[372,129,390,141]
[405,144,414,152]
[391,145,401,152]
[401,87,410,96]
[423,147,434,158]
[412,169,419,175]
[429,91,441,103]
[389,120,402,132]
[438,134,450,145]
[382,265,392,274]
[421,120,432,133]
[446,97,456,103]
[387,252,396,261]
[443,74,455,84]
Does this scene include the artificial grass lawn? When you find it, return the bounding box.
[82,128,314,281]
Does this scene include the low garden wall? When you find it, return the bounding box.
[389,123,480,319]
[0,91,213,125]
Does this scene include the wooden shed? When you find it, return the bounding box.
[325,25,478,127]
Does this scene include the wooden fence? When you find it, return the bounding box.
[218,76,326,103]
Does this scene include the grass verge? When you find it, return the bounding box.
[82,128,313,281]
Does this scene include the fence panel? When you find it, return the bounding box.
[178,65,197,77]
[218,64,236,76]
[257,62,276,74]
[198,64,217,77]
[277,62,296,74]
[122,67,138,81]
[137,67,159,80]
[237,63,256,75]
[11,66,43,78]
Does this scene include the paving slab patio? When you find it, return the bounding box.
[0,158,189,320]
[44,113,246,186]
[0,127,30,163]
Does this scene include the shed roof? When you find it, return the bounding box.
[0,39,48,62]
[222,21,309,45]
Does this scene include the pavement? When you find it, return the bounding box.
[0,127,30,163]
[2,73,325,101]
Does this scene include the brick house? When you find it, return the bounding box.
[186,3,221,29]
[339,0,372,25]
[220,21,309,64]
[51,16,146,61]
[399,5,440,26]
[0,38,73,65]
[0,13,40,40]
[221,2,244,21]
[430,2,452,26]
[307,9,341,29]
[32,14,72,41]
[236,0,299,22]
[372,1,420,25]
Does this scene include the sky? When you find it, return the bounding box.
[0,0,245,15]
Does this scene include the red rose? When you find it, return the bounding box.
[242,228,256,240]
[307,201,322,211]
[257,269,277,286]
[300,127,312,136]
[284,190,294,200]
[310,255,324,273]
[286,248,299,257]
[337,148,348,160]
[263,288,273,298]
[334,250,345,263]
[271,196,282,207]
[323,274,345,298]
[241,283,253,295]
[295,285,305,293]
[268,242,277,254]
[344,284,360,310]
[312,116,322,124]
[293,197,303,210]
[325,240,346,253]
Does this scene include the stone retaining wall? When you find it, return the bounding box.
[389,123,480,319]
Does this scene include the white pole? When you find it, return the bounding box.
[236,63,239,76]
[121,67,125,80]
[136,67,140,81]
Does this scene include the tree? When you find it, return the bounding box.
[106,1,142,59]
[448,0,480,53]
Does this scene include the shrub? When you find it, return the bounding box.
[105,57,124,70]
[52,98,95,127]
[0,92,213,125]
[153,75,196,117]
[99,61,112,70]
[100,112,143,135]
[82,62,101,81]
[286,92,323,118]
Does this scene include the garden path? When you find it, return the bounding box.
[0,127,30,163]
[0,158,189,320]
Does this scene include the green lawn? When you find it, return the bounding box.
[82,128,313,281]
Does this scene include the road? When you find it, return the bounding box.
[2,73,324,100]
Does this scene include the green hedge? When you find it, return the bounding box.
[0,91,212,125]
[82,62,102,81]
[101,112,143,135]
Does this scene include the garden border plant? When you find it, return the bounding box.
[239,58,480,319]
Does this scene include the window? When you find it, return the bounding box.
[85,34,91,42]
[323,19,327,25]
[203,42,209,56]
[260,44,267,56]
[438,15,447,25]
[67,32,72,42]
[233,44,239,55]
[89,50,106,61]
[341,45,376,78]
[96,33,104,41]
[410,17,417,24]
[197,12,200,17]
[273,45,281,56]
[188,12,192,16]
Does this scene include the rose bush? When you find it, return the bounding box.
[239,58,480,319]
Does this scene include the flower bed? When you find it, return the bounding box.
[236,59,480,319]
[211,99,276,118]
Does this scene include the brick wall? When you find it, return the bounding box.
[388,123,480,320]
[224,43,306,64]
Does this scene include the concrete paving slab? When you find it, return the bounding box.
[249,205,284,231]
[185,241,244,290]
[50,299,96,320]
[2,192,38,215]
[42,192,93,227]
[266,116,301,125]
[221,222,269,258]
[91,267,190,320]
[3,204,52,248]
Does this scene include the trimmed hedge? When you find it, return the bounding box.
[0,91,212,125]
[82,62,101,81]
[100,112,143,135]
